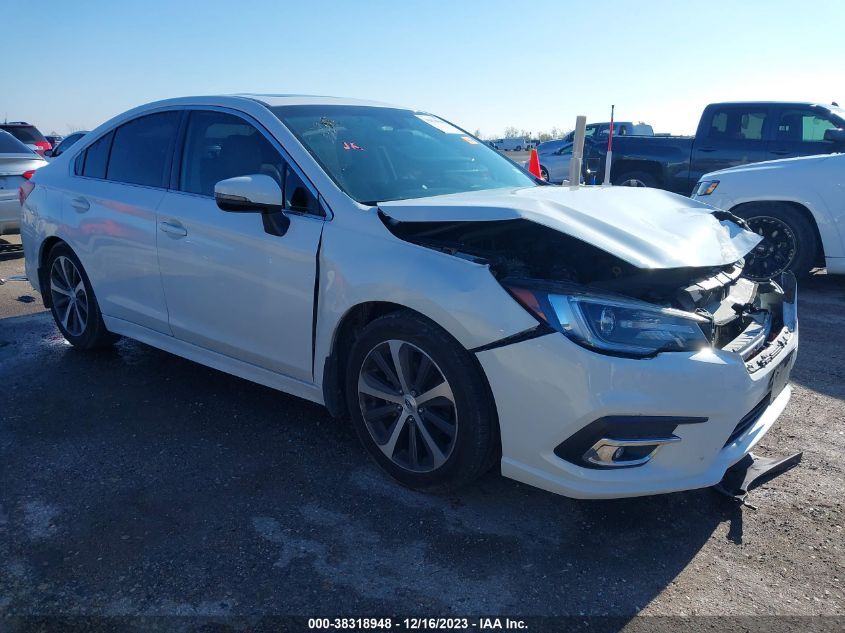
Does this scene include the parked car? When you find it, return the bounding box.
[538,142,572,183]
[47,131,89,158]
[586,102,845,193]
[21,95,797,499]
[536,138,569,155]
[0,122,52,156]
[45,135,63,148]
[692,151,845,279]
[0,131,47,234]
[492,138,526,151]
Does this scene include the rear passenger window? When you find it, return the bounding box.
[107,111,181,187]
[706,109,767,141]
[80,131,114,179]
[179,110,284,197]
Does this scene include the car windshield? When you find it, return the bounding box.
[0,130,35,154]
[271,105,536,204]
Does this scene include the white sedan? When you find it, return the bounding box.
[20,95,797,499]
[692,152,845,278]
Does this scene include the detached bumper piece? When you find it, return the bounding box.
[714,451,802,502]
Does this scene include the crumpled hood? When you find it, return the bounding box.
[379,185,761,269]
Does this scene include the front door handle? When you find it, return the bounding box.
[697,147,716,153]
[158,220,187,238]
[70,196,90,212]
[771,150,791,155]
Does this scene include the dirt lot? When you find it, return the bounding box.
[1,233,843,620]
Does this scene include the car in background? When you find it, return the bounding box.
[562,121,654,144]
[47,131,89,158]
[0,130,47,234]
[45,135,63,148]
[0,122,52,156]
[20,94,797,500]
[586,102,845,193]
[536,139,568,155]
[538,142,572,183]
[492,138,526,151]
[692,151,845,279]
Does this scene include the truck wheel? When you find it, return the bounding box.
[346,310,499,492]
[515,145,522,152]
[613,171,657,188]
[732,202,818,280]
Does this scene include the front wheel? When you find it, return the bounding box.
[46,243,117,349]
[345,311,498,491]
[733,202,818,280]
[540,166,550,181]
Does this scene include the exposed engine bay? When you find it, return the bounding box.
[381,214,795,367]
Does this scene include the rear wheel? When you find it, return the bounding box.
[612,170,657,188]
[46,244,117,349]
[733,202,818,280]
[345,311,498,491]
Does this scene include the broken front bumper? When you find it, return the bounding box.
[477,287,798,499]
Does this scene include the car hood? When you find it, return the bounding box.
[378,186,761,269]
[705,152,837,179]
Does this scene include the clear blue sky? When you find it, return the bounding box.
[3,0,844,138]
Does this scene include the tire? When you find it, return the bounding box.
[515,145,522,152]
[732,202,818,280]
[540,166,550,181]
[612,170,658,188]
[345,310,498,492]
[45,243,118,349]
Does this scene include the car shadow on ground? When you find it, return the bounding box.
[0,313,744,618]
[0,237,24,262]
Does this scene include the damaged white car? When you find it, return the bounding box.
[20,95,798,498]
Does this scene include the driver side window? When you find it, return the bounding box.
[179,111,284,197]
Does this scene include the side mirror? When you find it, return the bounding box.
[823,128,845,143]
[214,174,290,236]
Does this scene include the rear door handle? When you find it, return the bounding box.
[697,147,716,153]
[158,220,188,238]
[70,196,90,212]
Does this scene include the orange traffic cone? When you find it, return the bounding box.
[528,148,543,179]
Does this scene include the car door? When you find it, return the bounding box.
[155,108,324,382]
[62,110,182,334]
[767,106,842,160]
[690,106,772,184]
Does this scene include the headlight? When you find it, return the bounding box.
[506,284,711,357]
[694,180,719,196]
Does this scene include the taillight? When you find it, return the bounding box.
[22,170,35,180]
[19,181,35,206]
[34,140,52,151]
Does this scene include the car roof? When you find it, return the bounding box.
[134,94,405,111]
[706,101,829,108]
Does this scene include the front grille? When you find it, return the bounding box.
[724,394,771,447]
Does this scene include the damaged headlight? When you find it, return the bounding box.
[506,285,711,357]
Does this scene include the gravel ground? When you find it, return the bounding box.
[0,233,843,620]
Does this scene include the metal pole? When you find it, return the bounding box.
[568,115,587,189]
[602,104,615,186]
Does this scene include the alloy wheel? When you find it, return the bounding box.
[50,255,89,337]
[357,339,458,472]
[742,216,797,280]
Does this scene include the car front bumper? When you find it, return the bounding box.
[477,309,798,499]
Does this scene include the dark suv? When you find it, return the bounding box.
[0,122,51,156]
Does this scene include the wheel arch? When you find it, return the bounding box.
[320,301,499,443]
[37,236,68,308]
[730,199,826,266]
[610,159,663,186]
